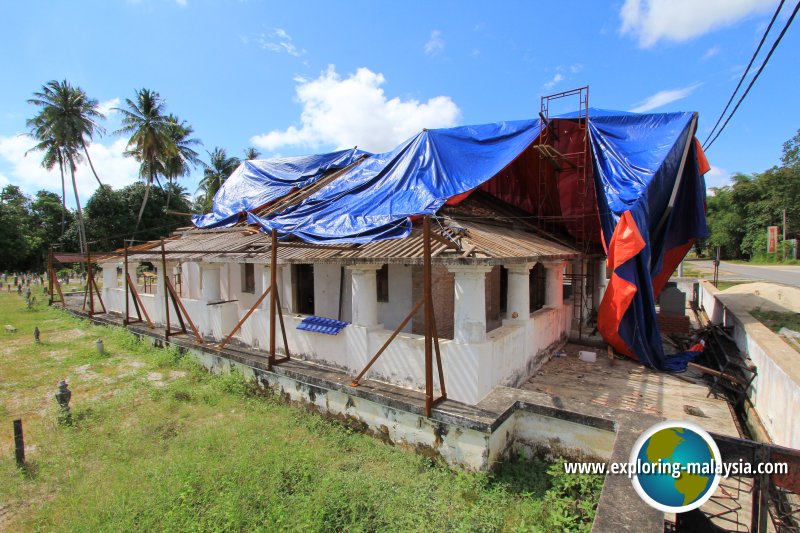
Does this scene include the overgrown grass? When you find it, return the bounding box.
[0,292,603,532]
[716,281,749,291]
[750,308,800,333]
[680,267,706,279]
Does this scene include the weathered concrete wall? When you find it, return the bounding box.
[699,280,800,448]
[314,263,342,320]
[167,337,618,472]
[104,265,571,407]
[378,264,412,333]
[513,411,615,461]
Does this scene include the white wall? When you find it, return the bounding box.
[314,264,343,319]
[699,281,800,448]
[379,264,412,332]
[101,262,571,406]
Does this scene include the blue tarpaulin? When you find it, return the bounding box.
[193,110,709,371]
[247,120,541,243]
[192,147,369,228]
[590,110,708,370]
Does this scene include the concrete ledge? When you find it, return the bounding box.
[700,281,800,448]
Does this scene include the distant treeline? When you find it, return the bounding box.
[703,128,800,260]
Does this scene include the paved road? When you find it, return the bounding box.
[685,260,800,288]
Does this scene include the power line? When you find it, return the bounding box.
[702,0,787,148]
[704,0,800,151]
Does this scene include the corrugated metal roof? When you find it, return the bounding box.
[120,217,579,266]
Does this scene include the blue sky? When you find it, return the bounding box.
[1,0,797,207]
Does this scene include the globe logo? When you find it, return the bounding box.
[630,420,722,513]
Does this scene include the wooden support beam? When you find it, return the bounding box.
[351,297,425,387]
[423,216,433,417]
[126,273,153,328]
[218,285,272,350]
[688,362,747,386]
[269,229,278,369]
[92,278,106,314]
[275,289,291,360]
[428,230,458,250]
[165,277,202,343]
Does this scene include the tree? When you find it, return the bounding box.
[704,130,800,260]
[243,146,261,160]
[26,80,106,253]
[115,89,175,232]
[162,115,201,211]
[30,190,74,266]
[84,182,192,250]
[196,147,239,210]
[782,128,800,170]
[0,186,32,270]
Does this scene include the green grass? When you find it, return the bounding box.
[0,292,603,532]
[680,266,706,279]
[727,258,800,266]
[750,308,800,334]
[716,281,749,291]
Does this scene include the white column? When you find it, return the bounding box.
[349,264,382,327]
[126,262,139,287]
[201,263,222,302]
[102,263,120,289]
[543,261,565,308]
[506,262,535,320]
[448,265,493,344]
[594,259,607,310]
[186,262,201,299]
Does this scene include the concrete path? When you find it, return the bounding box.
[685,260,800,287]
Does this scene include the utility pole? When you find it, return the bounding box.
[784,208,787,240]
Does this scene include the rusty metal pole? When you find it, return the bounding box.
[87,242,94,316]
[423,217,433,417]
[269,229,278,368]
[161,239,170,337]
[13,419,24,468]
[123,241,129,325]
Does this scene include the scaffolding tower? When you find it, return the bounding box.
[535,86,596,339]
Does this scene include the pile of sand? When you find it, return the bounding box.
[719,282,800,314]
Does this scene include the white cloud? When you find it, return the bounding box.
[702,45,721,60]
[543,73,565,90]
[620,0,776,47]
[97,97,120,118]
[424,30,445,55]
[704,165,731,188]
[0,134,141,208]
[630,83,701,112]
[570,64,583,74]
[175,0,187,6]
[250,66,461,154]
[259,28,306,57]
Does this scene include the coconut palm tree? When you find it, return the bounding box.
[26,80,106,252]
[162,115,202,210]
[114,89,175,231]
[243,146,261,160]
[197,147,240,210]
[25,122,68,235]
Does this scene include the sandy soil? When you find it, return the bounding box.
[718,282,800,314]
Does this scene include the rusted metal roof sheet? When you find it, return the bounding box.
[120,218,578,266]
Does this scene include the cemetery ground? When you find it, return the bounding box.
[0,290,602,532]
